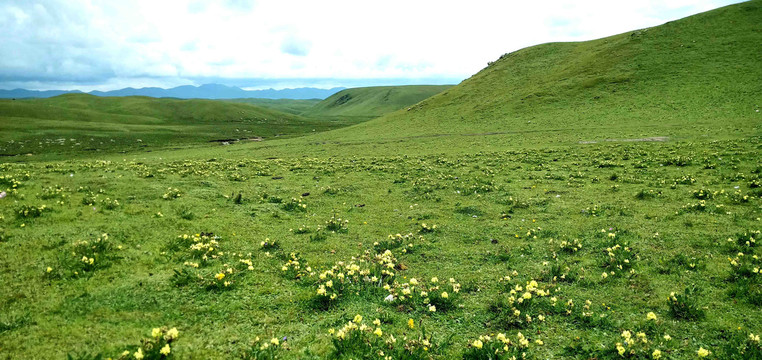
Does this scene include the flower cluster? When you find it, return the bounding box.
[51,233,118,278]
[727,251,761,305]
[325,213,349,233]
[418,223,437,233]
[15,204,49,219]
[281,197,307,212]
[260,238,280,251]
[558,238,583,253]
[313,251,397,306]
[241,336,287,359]
[185,234,222,261]
[728,230,760,249]
[114,326,179,360]
[601,243,637,278]
[386,276,461,313]
[489,275,554,328]
[162,187,182,200]
[462,332,536,360]
[329,315,436,359]
[38,185,69,200]
[170,233,253,290]
[373,232,422,253]
[281,252,313,280]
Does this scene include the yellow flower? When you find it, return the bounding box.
[472,339,483,349]
[616,343,625,356]
[151,328,162,339]
[428,305,436,312]
[647,312,657,321]
[215,273,225,281]
[133,348,144,360]
[408,318,415,329]
[409,278,418,285]
[663,334,671,341]
[159,344,171,355]
[46,267,53,273]
[441,291,449,299]
[354,314,363,323]
[165,327,179,340]
[697,347,711,357]
[652,349,662,359]
[374,328,383,337]
[270,337,280,346]
[373,319,381,326]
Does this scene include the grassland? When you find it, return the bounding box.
[0,1,761,359]
[0,94,356,161]
[301,85,453,122]
[224,98,322,115]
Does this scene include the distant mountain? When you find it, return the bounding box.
[0,84,345,100]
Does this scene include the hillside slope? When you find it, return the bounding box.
[308,1,761,147]
[0,94,352,158]
[302,85,452,119]
[224,98,322,115]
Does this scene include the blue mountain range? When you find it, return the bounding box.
[0,84,345,100]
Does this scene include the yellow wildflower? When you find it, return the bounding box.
[697,347,710,357]
[159,344,171,355]
[472,339,483,349]
[408,318,415,329]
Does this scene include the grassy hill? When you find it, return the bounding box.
[1,3,762,359]
[261,0,759,155]
[223,98,322,115]
[0,94,354,159]
[301,85,453,120]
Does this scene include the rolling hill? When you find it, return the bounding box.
[224,98,322,115]
[0,94,354,159]
[267,0,761,155]
[301,85,453,120]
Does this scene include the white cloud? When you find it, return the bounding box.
[0,0,745,90]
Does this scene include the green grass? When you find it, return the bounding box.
[0,94,357,161]
[1,138,760,359]
[1,1,762,359]
[224,98,322,115]
[301,85,453,121]
[221,0,760,157]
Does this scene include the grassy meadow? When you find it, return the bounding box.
[1,1,761,359]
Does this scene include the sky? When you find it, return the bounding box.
[0,0,746,91]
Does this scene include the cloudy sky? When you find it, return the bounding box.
[0,0,745,91]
